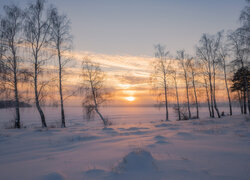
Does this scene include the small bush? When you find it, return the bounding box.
[173,104,189,120]
[105,118,112,126]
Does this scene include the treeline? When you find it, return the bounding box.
[0,0,249,129]
[151,0,250,121]
[0,0,74,128]
[0,0,110,128]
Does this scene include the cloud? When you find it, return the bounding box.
[116,74,149,85]
[68,50,154,73]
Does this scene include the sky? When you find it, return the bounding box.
[0,0,245,56]
[0,0,247,106]
[50,0,245,56]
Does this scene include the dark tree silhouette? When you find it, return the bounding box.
[0,4,23,128]
[50,7,72,128]
[24,0,51,128]
[81,58,110,126]
[196,33,222,118]
[176,50,192,119]
[218,37,232,116]
[231,67,250,95]
[170,66,181,120]
[151,44,171,121]
[189,59,199,119]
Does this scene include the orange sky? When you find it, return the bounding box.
[55,50,235,106]
[4,45,235,107]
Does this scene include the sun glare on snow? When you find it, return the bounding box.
[125,96,135,102]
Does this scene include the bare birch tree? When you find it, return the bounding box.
[151,44,170,121]
[0,16,7,96]
[0,4,23,128]
[197,59,212,117]
[204,74,212,117]
[196,33,222,118]
[50,7,72,128]
[176,50,192,119]
[170,64,181,120]
[189,59,199,118]
[24,0,51,128]
[218,39,232,115]
[81,58,110,126]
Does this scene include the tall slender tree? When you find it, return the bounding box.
[81,58,110,126]
[189,59,199,118]
[151,44,171,121]
[24,0,51,128]
[0,16,7,97]
[50,7,72,128]
[218,39,232,115]
[196,33,222,118]
[1,5,23,128]
[170,66,181,120]
[204,75,212,117]
[176,50,192,119]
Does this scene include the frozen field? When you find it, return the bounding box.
[0,106,242,128]
[0,107,250,180]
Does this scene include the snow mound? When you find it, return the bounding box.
[125,127,149,131]
[155,123,169,128]
[113,149,157,173]
[154,135,169,144]
[102,127,118,135]
[155,123,179,130]
[38,172,65,180]
[176,132,195,139]
[73,135,98,141]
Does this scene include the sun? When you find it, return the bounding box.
[125,96,135,102]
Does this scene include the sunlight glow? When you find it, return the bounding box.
[125,96,135,102]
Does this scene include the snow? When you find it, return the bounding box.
[0,107,250,180]
[38,172,66,180]
[113,149,157,173]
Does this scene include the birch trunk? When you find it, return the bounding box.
[164,77,169,121]
[242,61,247,114]
[34,54,47,128]
[208,71,215,117]
[184,71,191,119]
[174,76,181,120]
[57,43,66,127]
[212,61,220,118]
[238,90,243,114]
[191,70,199,118]
[245,72,250,114]
[13,51,20,128]
[10,35,21,128]
[223,61,232,115]
[204,78,212,117]
[91,78,107,125]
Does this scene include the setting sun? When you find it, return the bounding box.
[125,96,135,102]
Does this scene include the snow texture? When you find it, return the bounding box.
[0,107,250,180]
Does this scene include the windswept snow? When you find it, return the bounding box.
[0,107,250,180]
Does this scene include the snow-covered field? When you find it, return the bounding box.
[0,107,250,180]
